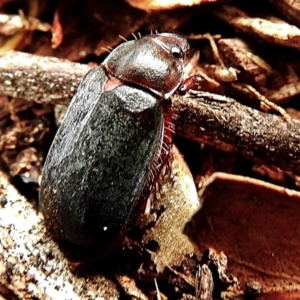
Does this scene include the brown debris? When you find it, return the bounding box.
[185,172,300,295]
[270,0,300,28]
[0,12,50,36]
[217,38,271,89]
[0,98,53,184]
[2,1,300,299]
[195,249,238,300]
[115,273,148,300]
[0,0,44,55]
[0,51,91,104]
[217,38,300,104]
[25,0,196,61]
[51,10,63,49]
[196,264,214,300]
[213,5,300,50]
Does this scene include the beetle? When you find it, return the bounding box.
[39,33,189,254]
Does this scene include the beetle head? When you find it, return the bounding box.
[102,33,189,99]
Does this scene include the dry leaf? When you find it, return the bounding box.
[186,172,300,296]
[125,0,217,11]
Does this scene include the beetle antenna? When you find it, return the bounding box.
[119,34,128,42]
[131,32,138,40]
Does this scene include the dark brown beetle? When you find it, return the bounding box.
[39,33,189,254]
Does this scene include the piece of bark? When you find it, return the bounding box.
[217,38,271,89]
[213,5,300,50]
[195,249,238,300]
[196,264,214,300]
[30,0,147,60]
[0,170,120,299]
[115,273,148,300]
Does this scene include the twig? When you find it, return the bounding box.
[1,51,300,174]
[0,51,91,104]
[172,92,300,174]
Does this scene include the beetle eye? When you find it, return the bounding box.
[171,46,184,59]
